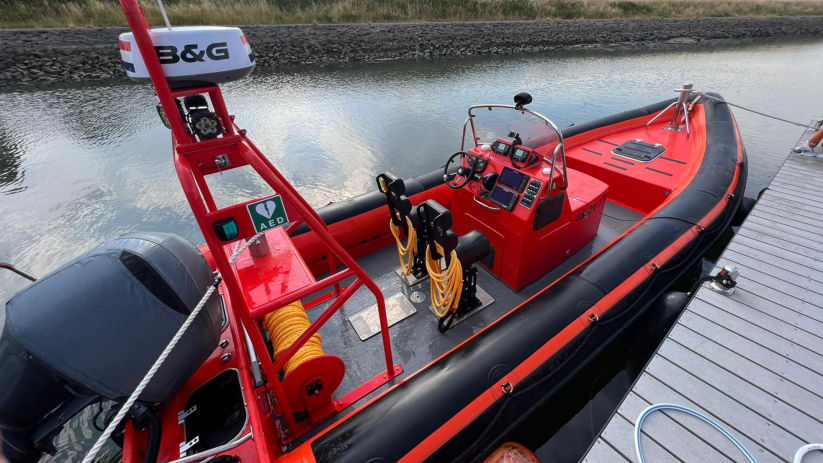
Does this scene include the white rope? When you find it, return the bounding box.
[82,232,264,463]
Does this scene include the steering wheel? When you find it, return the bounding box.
[443,151,477,189]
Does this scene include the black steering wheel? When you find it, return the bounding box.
[444,151,478,189]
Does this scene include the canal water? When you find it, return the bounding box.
[1,37,822,462]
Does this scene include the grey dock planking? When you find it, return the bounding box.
[581,121,823,463]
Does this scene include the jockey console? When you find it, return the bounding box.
[378,92,607,331]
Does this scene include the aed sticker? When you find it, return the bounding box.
[247,195,289,233]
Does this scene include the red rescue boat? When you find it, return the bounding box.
[0,2,746,463]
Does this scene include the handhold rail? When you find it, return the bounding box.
[0,262,37,281]
[119,0,399,447]
[461,103,569,198]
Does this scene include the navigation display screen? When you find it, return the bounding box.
[489,186,518,211]
[498,167,528,192]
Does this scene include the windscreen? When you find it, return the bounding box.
[467,106,560,156]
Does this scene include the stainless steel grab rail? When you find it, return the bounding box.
[461,104,568,198]
[473,196,499,211]
[0,262,37,281]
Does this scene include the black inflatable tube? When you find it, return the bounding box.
[310,95,746,463]
[292,167,448,236]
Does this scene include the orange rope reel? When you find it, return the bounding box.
[262,300,345,420]
[263,300,324,375]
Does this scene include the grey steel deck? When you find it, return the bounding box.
[582,122,823,463]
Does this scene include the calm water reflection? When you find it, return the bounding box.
[1,37,822,462]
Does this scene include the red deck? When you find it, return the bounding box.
[565,117,702,214]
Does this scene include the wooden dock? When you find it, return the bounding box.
[581,122,823,463]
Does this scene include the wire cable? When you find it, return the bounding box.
[636,404,823,463]
[680,90,819,130]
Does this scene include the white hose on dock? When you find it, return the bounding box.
[794,444,823,463]
[635,404,757,463]
[635,404,823,463]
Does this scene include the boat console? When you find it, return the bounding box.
[441,99,609,291]
[375,96,609,338]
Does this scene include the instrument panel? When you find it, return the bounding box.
[466,139,555,214]
[473,163,546,213]
[519,179,543,209]
[491,140,535,165]
[511,147,531,164]
[491,140,509,155]
[488,167,543,210]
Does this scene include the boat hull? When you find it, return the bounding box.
[299,95,746,462]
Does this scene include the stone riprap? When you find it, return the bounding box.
[2,17,823,86]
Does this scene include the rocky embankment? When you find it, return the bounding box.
[2,16,823,86]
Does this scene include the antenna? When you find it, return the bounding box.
[156,0,172,31]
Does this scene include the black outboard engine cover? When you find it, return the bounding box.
[0,232,222,459]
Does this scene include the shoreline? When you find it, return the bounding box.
[2,17,823,87]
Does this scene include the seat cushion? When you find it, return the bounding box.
[455,230,490,267]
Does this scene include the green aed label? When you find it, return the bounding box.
[247,195,289,233]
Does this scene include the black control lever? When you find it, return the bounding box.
[482,173,499,191]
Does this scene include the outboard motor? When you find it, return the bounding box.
[0,232,222,462]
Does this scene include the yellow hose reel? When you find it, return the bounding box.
[263,301,344,417]
[263,301,324,375]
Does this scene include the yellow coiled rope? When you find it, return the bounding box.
[263,301,324,376]
[426,243,463,318]
[390,214,417,276]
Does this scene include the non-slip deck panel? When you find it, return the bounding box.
[310,96,745,463]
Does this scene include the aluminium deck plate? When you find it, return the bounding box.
[348,292,418,341]
[394,267,430,286]
[427,286,494,328]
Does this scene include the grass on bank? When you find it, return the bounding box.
[1,0,823,28]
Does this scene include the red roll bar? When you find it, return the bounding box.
[119,0,400,444]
